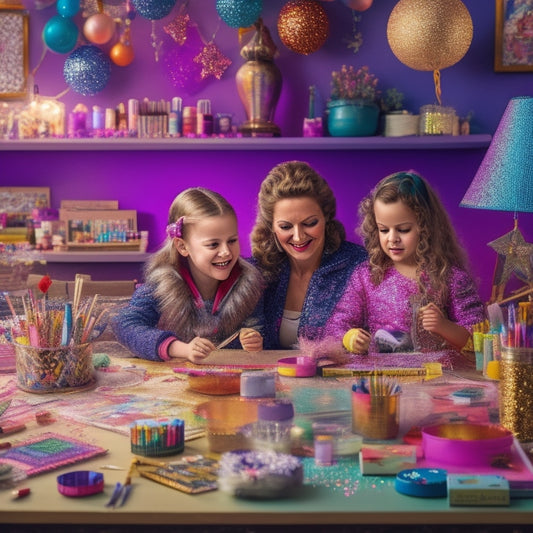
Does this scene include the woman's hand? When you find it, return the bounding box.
[239,328,263,352]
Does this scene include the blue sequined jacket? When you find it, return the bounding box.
[259,240,367,348]
[112,258,265,361]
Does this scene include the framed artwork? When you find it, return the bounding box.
[0,187,50,227]
[495,0,533,72]
[0,7,29,98]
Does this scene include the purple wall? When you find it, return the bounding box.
[1,0,533,301]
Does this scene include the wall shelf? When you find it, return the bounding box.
[42,251,151,263]
[0,134,491,151]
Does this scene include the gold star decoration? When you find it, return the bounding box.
[193,43,232,80]
[164,13,190,45]
[488,225,533,299]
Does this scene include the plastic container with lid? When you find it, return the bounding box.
[253,399,294,453]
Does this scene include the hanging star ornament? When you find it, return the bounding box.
[164,12,190,45]
[193,43,232,80]
[488,224,533,300]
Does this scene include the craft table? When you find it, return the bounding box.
[1,343,533,530]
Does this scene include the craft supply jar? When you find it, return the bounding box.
[419,105,456,135]
[13,341,94,393]
[351,391,400,440]
[500,347,533,441]
[253,399,294,453]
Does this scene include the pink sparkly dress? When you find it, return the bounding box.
[324,261,486,353]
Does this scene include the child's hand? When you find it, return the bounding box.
[343,328,371,354]
[186,336,217,363]
[239,328,263,352]
[419,303,446,334]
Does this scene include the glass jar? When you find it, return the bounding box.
[253,399,294,453]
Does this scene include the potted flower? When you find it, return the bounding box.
[327,65,381,137]
[380,88,419,137]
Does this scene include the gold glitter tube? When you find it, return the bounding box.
[500,347,533,442]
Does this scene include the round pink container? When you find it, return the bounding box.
[422,423,513,467]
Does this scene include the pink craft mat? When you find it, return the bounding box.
[0,432,107,476]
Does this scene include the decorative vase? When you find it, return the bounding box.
[235,19,282,137]
[327,99,380,137]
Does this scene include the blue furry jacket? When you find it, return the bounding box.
[112,258,265,361]
[258,240,367,349]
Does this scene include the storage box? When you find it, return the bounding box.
[448,474,510,506]
[359,444,417,475]
[59,208,140,251]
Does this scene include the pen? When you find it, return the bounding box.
[0,423,26,435]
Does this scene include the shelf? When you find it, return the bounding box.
[41,251,151,263]
[0,134,492,151]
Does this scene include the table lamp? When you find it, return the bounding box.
[460,96,533,303]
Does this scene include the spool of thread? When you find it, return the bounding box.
[240,371,276,398]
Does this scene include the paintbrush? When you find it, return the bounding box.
[215,329,241,350]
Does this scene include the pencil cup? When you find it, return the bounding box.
[351,391,400,440]
[500,348,533,442]
[13,341,94,393]
[130,419,185,457]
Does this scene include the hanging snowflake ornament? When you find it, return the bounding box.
[164,12,190,45]
[194,42,232,80]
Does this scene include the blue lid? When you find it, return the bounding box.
[395,468,448,498]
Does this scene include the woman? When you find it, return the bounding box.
[250,160,367,349]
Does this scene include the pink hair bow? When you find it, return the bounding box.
[166,216,185,239]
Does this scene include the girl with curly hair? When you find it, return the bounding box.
[325,171,485,354]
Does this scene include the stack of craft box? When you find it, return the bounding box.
[59,200,140,252]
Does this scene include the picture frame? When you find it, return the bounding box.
[494,0,533,72]
[0,187,50,228]
[0,6,29,98]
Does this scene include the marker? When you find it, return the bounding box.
[12,488,31,499]
[0,423,26,435]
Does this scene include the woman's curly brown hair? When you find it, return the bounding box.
[251,161,345,281]
[358,171,469,305]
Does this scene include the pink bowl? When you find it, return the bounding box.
[277,356,316,378]
[422,423,513,467]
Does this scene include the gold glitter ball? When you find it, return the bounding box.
[277,0,329,56]
[387,0,473,71]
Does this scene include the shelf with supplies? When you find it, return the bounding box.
[41,251,151,263]
[0,134,492,151]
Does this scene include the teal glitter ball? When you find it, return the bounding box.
[63,45,111,96]
[216,0,263,28]
[132,0,176,20]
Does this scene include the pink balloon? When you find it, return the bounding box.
[343,0,373,11]
[83,13,116,45]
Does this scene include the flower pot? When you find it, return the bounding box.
[327,99,380,137]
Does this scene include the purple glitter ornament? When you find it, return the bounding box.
[63,45,111,96]
[160,27,208,96]
[132,0,176,21]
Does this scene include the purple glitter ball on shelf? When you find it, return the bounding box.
[132,0,176,20]
[63,45,111,96]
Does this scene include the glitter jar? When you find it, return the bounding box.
[419,105,456,135]
[254,399,294,453]
[314,435,334,466]
[500,347,533,441]
[240,370,276,398]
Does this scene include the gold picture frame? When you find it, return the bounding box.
[495,0,533,72]
[0,6,29,98]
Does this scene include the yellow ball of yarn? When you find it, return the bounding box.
[343,328,362,353]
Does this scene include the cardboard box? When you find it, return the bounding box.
[359,444,417,475]
[448,474,510,506]
[59,209,139,250]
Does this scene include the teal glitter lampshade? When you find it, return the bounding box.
[460,96,533,213]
